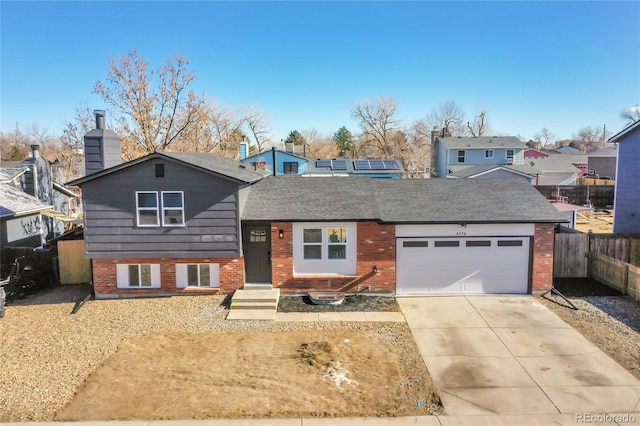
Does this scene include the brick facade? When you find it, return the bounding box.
[270,221,396,294]
[532,223,556,294]
[92,257,244,299]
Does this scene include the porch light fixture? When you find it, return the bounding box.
[279,229,284,239]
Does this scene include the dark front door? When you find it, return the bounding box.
[243,224,272,282]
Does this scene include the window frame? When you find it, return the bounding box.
[116,263,161,289]
[484,149,494,159]
[457,150,466,163]
[161,191,185,227]
[293,222,357,276]
[283,162,299,174]
[176,263,220,288]
[136,191,160,227]
[506,149,515,164]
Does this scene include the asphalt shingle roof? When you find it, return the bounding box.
[0,167,28,183]
[242,176,567,223]
[242,176,380,221]
[0,183,52,218]
[439,136,526,149]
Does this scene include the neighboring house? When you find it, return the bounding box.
[0,146,80,244]
[431,136,527,177]
[588,146,617,179]
[549,153,588,177]
[524,148,550,159]
[550,201,593,230]
[553,145,581,154]
[0,183,53,247]
[304,158,404,178]
[448,156,580,185]
[70,129,566,298]
[239,145,309,176]
[610,121,640,234]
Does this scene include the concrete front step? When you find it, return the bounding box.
[227,288,280,320]
[243,283,274,290]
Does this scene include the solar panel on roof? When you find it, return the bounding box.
[331,160,347,170]
[316,159,332,168]
[369,160,386,170]
[354,160,370,170]
[383,160,399,170]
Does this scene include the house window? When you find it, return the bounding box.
[303,229,322,259]
[136,192,159,226]
[116,264,161,288]
[327,228,347,259]
[284,162,298,174]
[136,191,184,227]
[293,223,357,276]
[161,191,184,226]
[176,263,220,288]
[155,163,165,177]
[484,149,494,159]
[506,150,514,164]
[457,150,466,163]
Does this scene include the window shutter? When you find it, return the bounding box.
[209,264,220,288]
[175,264,188,289]
[116,264,129,288]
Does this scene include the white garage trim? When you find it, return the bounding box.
[396,224,533,295]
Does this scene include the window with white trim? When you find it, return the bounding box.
[161,191,184,226]
[136,191,159,226]
[506,149,515,164]
[484,149,494,159]
[293,223,356,276]
[116,264,161,289]
[176,263,220,288]
[136,191,184,227]
[457,150,466,163]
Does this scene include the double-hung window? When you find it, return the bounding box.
[506,149,515,164]
[136,191,184,227]
[294,223,356,276]
[116,264,161,289]
[457,150,466,163]
[484,149,494,159]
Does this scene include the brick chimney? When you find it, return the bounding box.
[84,110,122,176]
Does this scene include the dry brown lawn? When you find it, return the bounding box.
[59,330,441,421]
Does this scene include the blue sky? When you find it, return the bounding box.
[1,1,639,143]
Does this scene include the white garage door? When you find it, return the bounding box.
[396,236,530,295]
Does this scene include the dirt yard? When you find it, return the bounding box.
[0,285,440,422]
[59,330,440,421]
[278,294,400,312]
[539,278,640,381]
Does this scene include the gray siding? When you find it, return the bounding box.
[614,132,640,234]
[588,157,616,179]
[82,159,243,258]
[473,169,533,183]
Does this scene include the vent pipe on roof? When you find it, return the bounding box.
[94,110,106,130]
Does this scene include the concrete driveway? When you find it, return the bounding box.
[398,295,640,416]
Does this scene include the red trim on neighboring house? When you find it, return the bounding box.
[532,223,555,294]
[524,149,550,159]
[270,221,396,293]
[92,257,245,298]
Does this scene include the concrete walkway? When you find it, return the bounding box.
[397,295,640,417]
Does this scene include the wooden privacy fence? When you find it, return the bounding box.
[58,240,92,285]
[554,232,589,278]
[589,252,640,301]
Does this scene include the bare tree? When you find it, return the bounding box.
[425,100,466,137]
[243,105,272,153]
[620,106,640,126]
[351,96,401,157]
[56,104,96,181]
[25,123,57,154]
[400,119,432,178]
[466,108,491,137]
[534,127,555,149]
[94,50,204,158]
[572,126,611,152]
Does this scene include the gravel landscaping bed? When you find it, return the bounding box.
[278,294,400,312]
[0,286,423,422]
[539,278,640,381]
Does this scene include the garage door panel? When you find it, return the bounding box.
[396,237,530,295]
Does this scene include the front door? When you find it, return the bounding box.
[243,224,272,282]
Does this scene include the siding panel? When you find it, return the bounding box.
[82,158,243,258]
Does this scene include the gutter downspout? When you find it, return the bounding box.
[272,147,277,176]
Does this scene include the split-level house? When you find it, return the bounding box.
[431,136,527,178]
[70,121,567,299]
